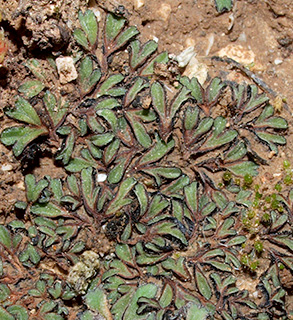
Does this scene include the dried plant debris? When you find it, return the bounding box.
[0,8,292,320]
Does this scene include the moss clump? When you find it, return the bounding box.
[67,251,100,294]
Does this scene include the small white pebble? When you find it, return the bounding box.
[56,56,78,84]
[134,0,145,10]
[1,164,13,171]
[218,44,255,65]
[16,181,25,191]
[97,173,107,182]
[268,150,276,159]
[185,37,195,47]
[183,56,208,85]
[273,173,282,177]
[274,58,283,65]
[152,36,159,43]
[238,32,247,42]
[158,3,172,22]
[169,53,176,60]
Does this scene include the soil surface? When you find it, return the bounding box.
[0,0,292,317]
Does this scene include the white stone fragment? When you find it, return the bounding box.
[185,37,195,47]
[1,164,13,171]
[175,46,196,68]
[238,32,247,42]
[16,181,25,191]
[274,58,283,65]
[218,44,255,65]
[153,35,159,43]
[97,173,107,182]
[183,56,208,85]
[268,150,276,159]
[56,56,78,84]
[158,3,172,22]
[134,0,145,10]
[273,172,282,177]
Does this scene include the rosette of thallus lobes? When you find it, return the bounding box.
[0,8,292,320]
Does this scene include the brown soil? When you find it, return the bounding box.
[0,0,292,316]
